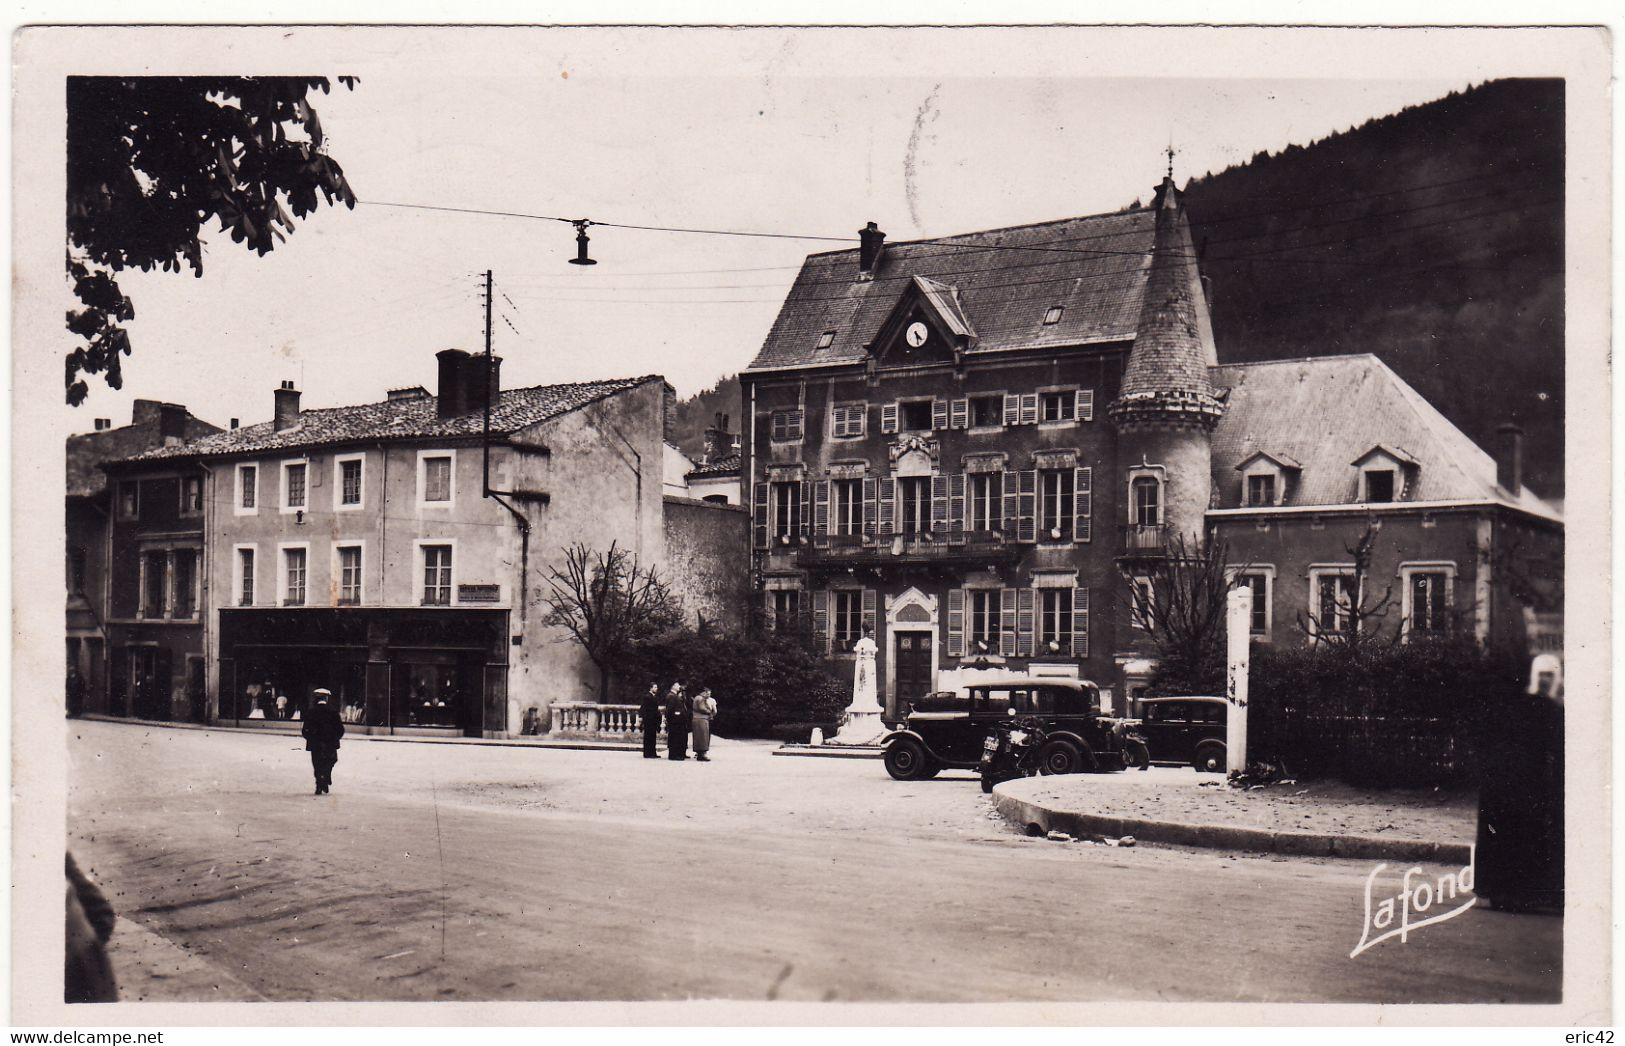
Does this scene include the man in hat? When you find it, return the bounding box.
[300,687,345,795]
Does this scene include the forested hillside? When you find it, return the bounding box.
[1183,78,1564,497]
[671,374,742,463]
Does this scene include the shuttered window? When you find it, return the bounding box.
[1000,588,1018,656]
[831,404,867,438]
[770,409,804,441]
[1016,469,1038,543]
[1016,588,1036,656]
[1072,587,1090,658]
[1074,466,1093,543]
[946,589,965,656]
[1076,389,1095,422]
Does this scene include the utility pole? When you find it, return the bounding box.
[483,268,493,498]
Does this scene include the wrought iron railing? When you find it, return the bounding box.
[1120,524,1168,552]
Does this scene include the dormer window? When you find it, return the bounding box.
[1351,445,1417,504]
[1247,474,1275,507]
[1042,306,1064,325]
[816,330,836,349]
[1233,451,1299,509]
[1364,469,1395,503]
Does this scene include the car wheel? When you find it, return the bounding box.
[884,738,930,781]
[919,760,942,780]
[1037,740,1086,776]
[1193,742,1226,773]
[980,774,995,794]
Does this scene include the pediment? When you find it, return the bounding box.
[868,276,977,368]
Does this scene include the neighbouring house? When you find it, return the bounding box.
[68,400,220,718]
[118,351,673,737]
[740,174,1562,718]
[683,412,742,505]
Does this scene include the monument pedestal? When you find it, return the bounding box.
[832,709,889,746]
[828,632,887,747]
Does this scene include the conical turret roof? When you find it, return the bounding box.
[1111,176,1225,429]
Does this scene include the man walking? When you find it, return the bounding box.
[301,687,345,794]
[639,683,663,759]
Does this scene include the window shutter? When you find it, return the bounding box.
[931,475,949,533]
[814,479,830,541]
[932,398,949,430]
[878,478,895,536]
[1073,466,1092,543]
[1017,588,1035,656]
[799,481,812,539]
[829,406,845,438]
[881,402,899,434]
[861,589,877,641]
[1003,394,1020,427]
[1072,587,1090,658]
[812,589,830,653]
[948,473,966,544]
[790,409,805,440]
[1076,389,1095,422]
[1019,394,1039,426]
[950,398,969,429]
[752,483,769,549]
[1017,469,1038,543]
[1000,588,1018,657]
[852,403,867,438]
[863,477,878,539]
[947,589,965,657]
[1001,470,1019,537]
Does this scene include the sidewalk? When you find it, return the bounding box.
[77,712,643,752]
[992,767,1476,864]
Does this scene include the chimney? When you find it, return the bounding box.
[858,221,886,278]
[93,418,111,431]
[158,403,187,446]
[131,399,162,426]
[663,382,678,444]
[230,418,239,430]
[703,411,733,464]
[466,354,503,415]
[1496,422,1525,494]
[273,380,301,432]
[436,349,472,419]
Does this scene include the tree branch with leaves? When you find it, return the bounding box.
[539,541,684,701]
[65,76,357,404]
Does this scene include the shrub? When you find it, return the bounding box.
[1247,636,1526,787]
[621,627,849,740]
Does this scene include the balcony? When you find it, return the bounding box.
[796,530,1024,570]
[1119,524,1169,556]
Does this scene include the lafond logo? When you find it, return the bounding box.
[1350,846,1476,959]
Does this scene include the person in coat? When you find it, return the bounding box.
[300,687,346,794]
[65,852,117,1003]
[665,683,691,761]
[1474,655,1564,912]
[691,688,718,762]
[639,683,663,759]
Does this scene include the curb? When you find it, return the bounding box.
[990,786,1474,865]
[772,744,884,760]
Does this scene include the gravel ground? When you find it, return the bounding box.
[1014,766,1476,842]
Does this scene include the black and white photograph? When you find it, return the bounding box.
[10,16,1612,1032]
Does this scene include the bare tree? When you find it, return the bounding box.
[1296,518,1398,651]
[540,542,683,701]
[1122,533,1245,695]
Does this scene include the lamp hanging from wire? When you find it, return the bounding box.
[568,219,597,266]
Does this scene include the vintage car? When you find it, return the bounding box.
[881,676,1128,781]
[1137,695,1228,772]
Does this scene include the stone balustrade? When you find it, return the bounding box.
[548,702,664,739]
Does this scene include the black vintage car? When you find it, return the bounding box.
[881,676,1127,781]
[1137,695,1228,772]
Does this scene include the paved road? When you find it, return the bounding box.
[67,720,1561,1004]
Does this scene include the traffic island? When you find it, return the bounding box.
[991,769,1475,865]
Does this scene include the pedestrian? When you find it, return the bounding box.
[691,687,718,762]
[665,682,690,761]
[1474,654,1564,912]
[300,687,345,795]
[65,853,117,1003]
[639,683,663,759]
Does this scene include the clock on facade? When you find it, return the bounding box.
[905,321,929,348]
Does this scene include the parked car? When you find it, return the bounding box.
[882,677,1128,781]
[1136,695,1228,772]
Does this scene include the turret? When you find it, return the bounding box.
[1109,173,1225,552]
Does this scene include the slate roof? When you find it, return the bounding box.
[124,376,662,462]
[1119,181,1219,402]
[685,453,741,479]
[745,208,1156,372]
[1210,355,1558,519]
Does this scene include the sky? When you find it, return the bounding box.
[45,27,1494,433]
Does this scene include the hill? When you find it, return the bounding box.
[671,374,742,463]
[1183,78,1564,497]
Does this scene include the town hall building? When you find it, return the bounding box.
[740,174,1562,719]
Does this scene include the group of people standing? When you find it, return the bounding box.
[640,682,718,762]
